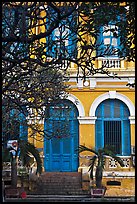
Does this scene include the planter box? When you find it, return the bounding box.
[5,187,26,199]
[5,188,20,198]
[91,187,106,197]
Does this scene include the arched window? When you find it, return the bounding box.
[2,107,28,146]
[95,99,131,156]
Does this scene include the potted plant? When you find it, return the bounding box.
[78,145,124,197]
[2,139,42,198]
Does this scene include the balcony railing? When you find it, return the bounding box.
[102,58,121,68]
[79,155,133,169]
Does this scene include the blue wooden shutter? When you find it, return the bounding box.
[46,6,56,58]
[95,120,104,150]
[96,26,104,56]
[122,120,131,155]
[19,112,28,141]
[67,9,77,58]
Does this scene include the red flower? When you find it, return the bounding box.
[21,191,27,199]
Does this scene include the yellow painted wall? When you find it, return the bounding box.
[28,124,44,148]
[69,90,106,116]
[104,177,135,196]
[79,124,95,148]
[35,124,44,148]
[130,124,135,146]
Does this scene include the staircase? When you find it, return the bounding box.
[29,172,89,195]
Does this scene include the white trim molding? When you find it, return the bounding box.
[128,116,135,124]
[89,91,135,124]
[67,94,85,117]
[77,116,97,124]
[103,171,135,177]
[89,78,96,89]
[77,78,83,89]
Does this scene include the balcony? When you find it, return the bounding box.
[97,57,124,69]
[102,58,121,68]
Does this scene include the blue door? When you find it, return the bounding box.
[44,100,79,172]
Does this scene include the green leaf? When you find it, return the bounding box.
[18,140,42,174]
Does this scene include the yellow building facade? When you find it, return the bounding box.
[31,63,135,196]
[28,3,135,197]
[67,63,135,196]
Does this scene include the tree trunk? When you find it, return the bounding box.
[11,157,17,188]
[95,166,103,188]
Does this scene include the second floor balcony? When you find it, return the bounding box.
[97,57,124,69]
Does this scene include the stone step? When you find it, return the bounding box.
[40,179,81,183]
[41,184,81,187]
[29,172,89,195]
[32,190,89,195]
[39,173,81,181]
[40,178,81,180]
[5,195,135,202]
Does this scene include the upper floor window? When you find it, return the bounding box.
[97,23,121,58]
[102,24,120,56]
[46,6,77,59]
[96,11,126,59]
[2,6,29,59]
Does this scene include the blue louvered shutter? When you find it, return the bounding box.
[95,120,104,150]
[122,120,131,155]
[67,9,77,58]
[19,112,28,141]
[46,6,56,58]
[96,26,104,57]
[9,109,20,140]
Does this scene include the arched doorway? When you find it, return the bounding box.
[95,99,131,156]
[44,99,79,172]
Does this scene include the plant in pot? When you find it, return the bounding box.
[78,145,125,197]
[2,139,42,199]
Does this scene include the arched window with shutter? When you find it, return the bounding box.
[95,99,131,156]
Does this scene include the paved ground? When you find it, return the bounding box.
[3,195,135,202]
